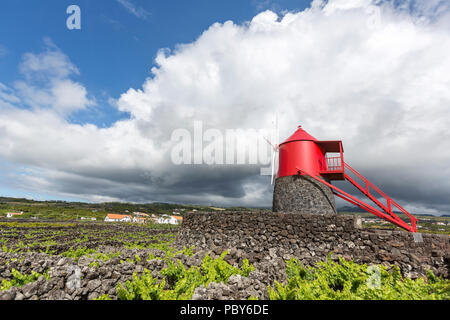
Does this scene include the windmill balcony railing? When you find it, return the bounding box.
[322,155,344,172]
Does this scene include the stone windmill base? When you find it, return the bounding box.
[273,175,337,214]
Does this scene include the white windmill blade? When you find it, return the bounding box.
[271,148,277,185]
[262,135,278,184]
[262,113,280,184]
[262,136,277,151]
[263,112,280,149]
[271,112,279,184]
[275,112,279,144]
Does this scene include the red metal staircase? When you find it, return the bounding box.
[297,162,418,232]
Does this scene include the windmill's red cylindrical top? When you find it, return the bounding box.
[277,126,326,178]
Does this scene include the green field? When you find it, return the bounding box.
[339,211,450,235]
[0,196,213,221]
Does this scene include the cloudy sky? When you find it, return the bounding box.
[0,0,450,215]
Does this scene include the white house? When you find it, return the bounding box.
[133,217,146,224]
[156,215,183,225]
[104,214,132,222]
[6,212,23,218]
[81,217,97,221]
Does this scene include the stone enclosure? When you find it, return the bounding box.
[177,211,450,279]
[0,211,448,300]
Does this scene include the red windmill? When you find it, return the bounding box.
[270,125,418,232]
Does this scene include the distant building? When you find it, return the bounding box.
[104,213,132,222]
[133,212,150,217]
[81,217,96,221]
[156,215,183,225]
[6,212,23,218]
[133,217,146,224]
[173,215,183,224]
[156,215,173,224]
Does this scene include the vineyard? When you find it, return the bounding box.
[0,220,448,300]
[0,220,176,255]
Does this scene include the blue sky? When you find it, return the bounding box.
[0,0,312,202]
[0,0,310,127]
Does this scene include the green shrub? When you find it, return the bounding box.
[92,251,121,262]
[268,254,450,300]
[1,269,49,291]
[61,246,97,261]
[117,271,168,300]
[200,250,254,284]
[116,250,254,300]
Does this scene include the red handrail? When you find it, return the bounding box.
[297,165,418,232]
[344,163,417,228]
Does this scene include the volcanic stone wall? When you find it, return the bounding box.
[0,247,165,300]
[176,211,450,279]
[273,175,337,214]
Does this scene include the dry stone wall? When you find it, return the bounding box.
[0,247,172,300]
[0,245,284,300]
[177,211,450,279]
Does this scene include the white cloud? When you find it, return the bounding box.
[12,42,94,115]
[116,0,150,20]
[1,0,450,213]
[0,83,20,105]
[0,44,8,58]
[19,48,79,81]
[50,80,94,114]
